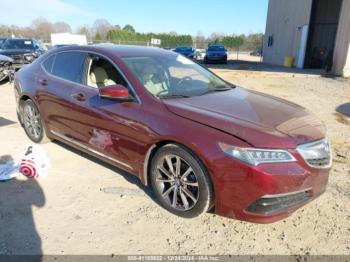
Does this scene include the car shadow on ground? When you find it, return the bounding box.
[0,79,9,86]
[53,140,156,200]
[0,156,45,259]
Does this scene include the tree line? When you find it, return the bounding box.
[0,17,263,51]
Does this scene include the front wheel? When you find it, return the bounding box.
[21,100,49,143]
[150,144,214,218]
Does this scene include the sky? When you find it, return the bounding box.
[0,0,269,36]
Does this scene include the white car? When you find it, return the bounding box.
[194,49,206,60]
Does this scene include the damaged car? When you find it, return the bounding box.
[0,38,45,69]
[0,54,14,82]
[14,45,332,223]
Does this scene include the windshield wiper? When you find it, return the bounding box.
[158,94,191,99]
[200,85,233,96]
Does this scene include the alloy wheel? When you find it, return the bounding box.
[23,102,42,141]
[155,154,199,211]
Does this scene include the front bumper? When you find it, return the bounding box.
[6,54,35,69]
[205,55,227,63]
[245,188,314,215]
[212,149,330,223]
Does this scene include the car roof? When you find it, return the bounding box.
[6,38,34,41]
[52,44,174,57]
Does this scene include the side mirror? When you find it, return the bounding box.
[99,85,133,101]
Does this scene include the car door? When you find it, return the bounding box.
[67,53,144,172]
[38,51,87,137]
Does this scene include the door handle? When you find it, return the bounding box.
[71,93,86,102]
[39,79,48,86]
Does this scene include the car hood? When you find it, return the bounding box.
[0,49,34,56]
[163,87,326,148]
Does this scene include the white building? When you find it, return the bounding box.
[263,0,350,77]
[51,33,87,46]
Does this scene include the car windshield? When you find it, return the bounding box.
[2,39,34,49]
[121,53,233,98]
[208,46,225,51]
[0,39,6,48]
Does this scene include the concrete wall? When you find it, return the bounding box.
[333,0,350,77]
[263,0,313,65]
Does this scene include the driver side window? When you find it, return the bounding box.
[86,54,127,89]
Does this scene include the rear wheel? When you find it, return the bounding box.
[21,100,49,144]
[150,144,214,218]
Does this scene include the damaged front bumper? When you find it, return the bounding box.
[0,55,15,82]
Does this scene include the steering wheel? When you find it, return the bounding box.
[155,89,169,97]
[176,76,193,87]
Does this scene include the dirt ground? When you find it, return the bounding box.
[0,62,349,256]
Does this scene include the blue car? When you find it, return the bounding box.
[204,44,228,64]
[174,46,195,59]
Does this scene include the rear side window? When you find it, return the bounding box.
[51,52,86,83]
[42,54,56,73]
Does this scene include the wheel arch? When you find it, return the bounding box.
[142,140,213,190]
[142,139,216,213]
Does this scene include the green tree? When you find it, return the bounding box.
[222,35,244,49]
[95,32,102,41]
[123,24,136,33]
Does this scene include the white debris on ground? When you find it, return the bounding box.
[0,158,19,181]
[0,145,50,181]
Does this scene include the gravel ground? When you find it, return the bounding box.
[0,63,349,256]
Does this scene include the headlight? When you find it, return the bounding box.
[218,142,296,166]
[24,54,34,62]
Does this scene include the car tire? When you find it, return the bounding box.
[150,144,214,218]
[21,100,50,144]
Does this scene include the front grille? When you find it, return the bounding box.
[246,190,312,215]
[9,54,24,64]
[297,139,332,169]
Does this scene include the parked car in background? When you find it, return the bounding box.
[0,38,46,69]
[0,54,14,81]
[174,46,196,59]
[14,45,332,223]
[250,49,263,57]
[204,44,228,64]
[0,37,8,49]
[194,49,206,60]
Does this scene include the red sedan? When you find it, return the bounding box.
[13,45,332,223]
